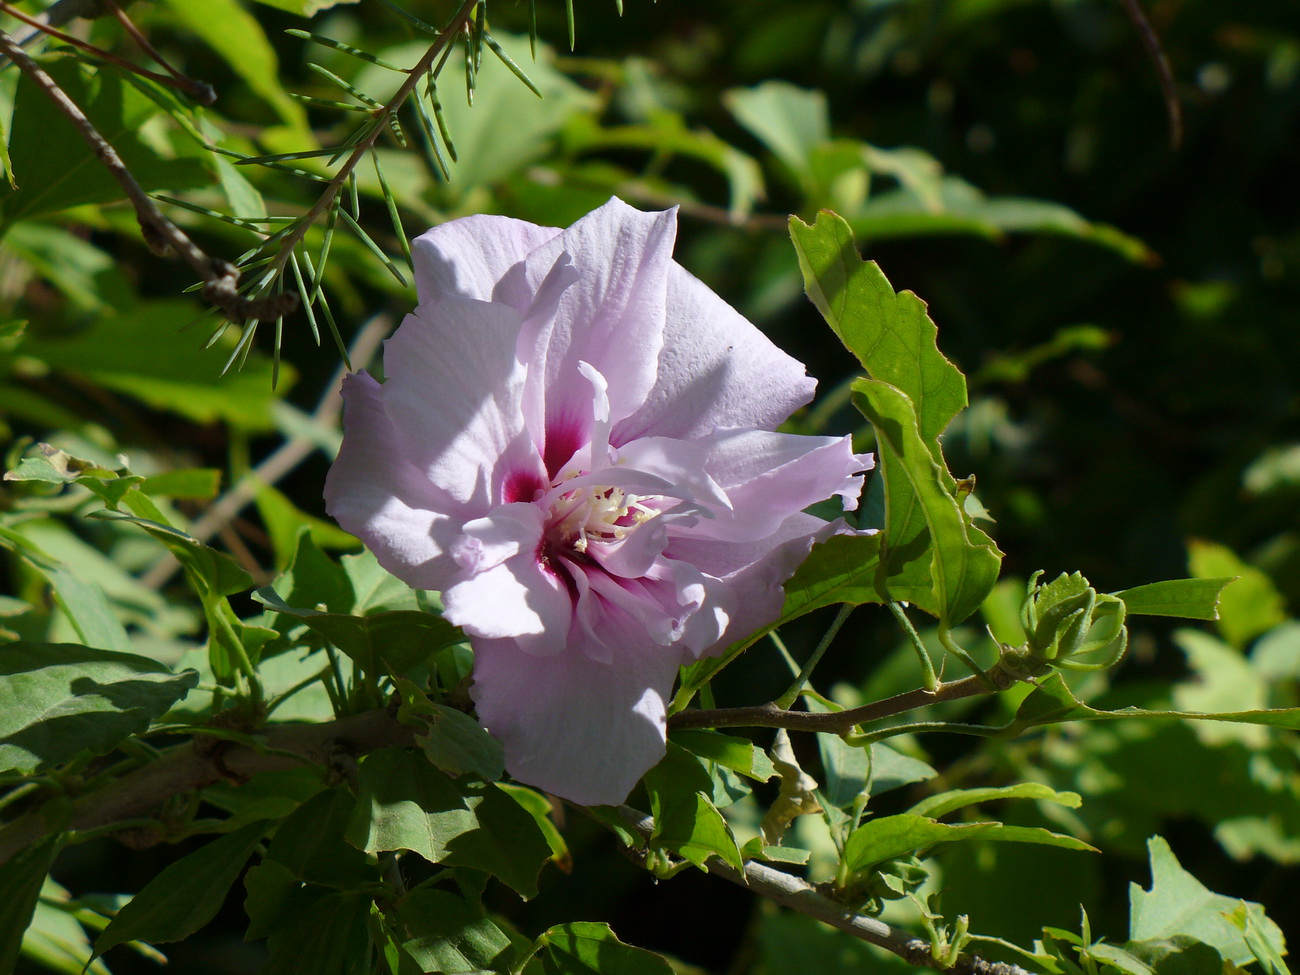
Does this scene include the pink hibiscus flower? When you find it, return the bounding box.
[325,198,872,805]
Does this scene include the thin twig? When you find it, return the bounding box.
[667,663,1018,733]
[0,28,286,323]
[615,808,1032,975]
[0,1,215,104]
[0,0,101,68]
[259,0,479,288]
[100,0,216,104]
[139,313,391,590]
[1118,0,1183,149]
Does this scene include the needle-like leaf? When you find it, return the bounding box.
[337,207,408,286]
[372,152,414,269]
[483,32,542,97]
[287,30,409,72]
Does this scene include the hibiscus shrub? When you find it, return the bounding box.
[0,2,1294,975]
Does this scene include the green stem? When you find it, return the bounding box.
[937,626,995,690]
[889,602,937,692]
[775,604,853,709]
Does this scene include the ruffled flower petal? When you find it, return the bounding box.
[443,552,571,657]
[612,264,817,444]
[324,372,467,591]
[469,633,686,806]
[411,214,560,308]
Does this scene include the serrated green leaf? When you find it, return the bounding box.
[265,788,375,889]
[347,748,550,897]
[1130,837,1284,966]
[791,210,966,453]
[842,813,1094,876]
[670,729,775,782]
[0,837,60,975]
[853,379,1001,623]
[264,888,372,974]
[418,703,505,781]
[252,587,461,676]
[537,922,674,975]
[389,889,513,973]
[643,744,743,870]
[778,532,884,621]
[0,643,198,773]
[93,821,270,957]
[906,782,1081,820]
[1115,578,1234,622]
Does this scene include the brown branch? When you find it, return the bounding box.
[668,665,1019,734]
[0,1,215,104]
[616,808,1032,975]
[0,28,284,323]
[0,707,415,867]
[1118,0,1183,149]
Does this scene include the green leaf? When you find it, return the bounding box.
[389,889,513,973]
[1,62,208,226]
[1224,902,1292,975]
[242,860,298,942]
[1114,579,1234,621]
[778,533,884,622]
[536,921,674,975]
[868,742,937,795]
[1187,540,1287,648]
[343,549,422,614]
[42,565,131,652]
[1111,938,1225,975]
[249,0,360,14]
[268,529,355,618]
[265,788,376,889]
[642,744,743,870]
[264,889,372,975]
[670,729,775,782]
[816,731,868,810]
[93,821,270,957]
[1129,836,1284,966]
[1006,672,1300,735]
[19,300,282,430]
[139,469,222,500]
[0,643,198,773]
[347,748,550,897]
[790,210,967,453]
[842,813,1095,876]
[906,782,1081,820]
[725,82,829,181]
[254,483,357,570]
[0,837,60,975]
[498,784,571,872]
[158,0,310,134]
[419,703,506,781]
[853,379,1001,623]
[253,587,462,676]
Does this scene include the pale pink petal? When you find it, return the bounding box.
[450,503,545,574]
[517,199,677,468]
[443,554,571,657]
[382,297,545,509]
[470,635,685,805]
[612,436,731,511]
[324,372,466,591]
[411,215,560,308]
[666,512,844,649]
[612,264,817,444]
[686,430,872,542]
